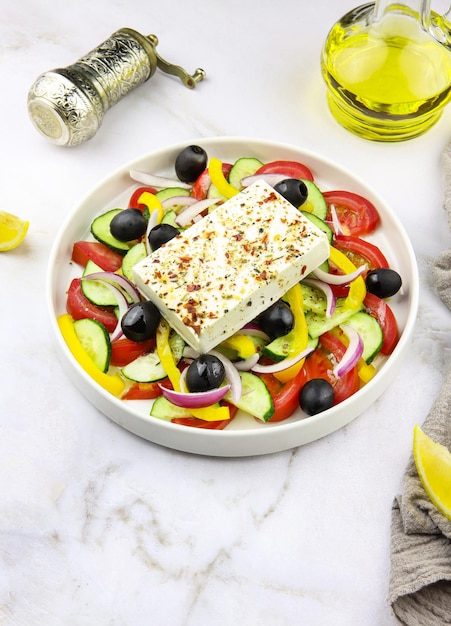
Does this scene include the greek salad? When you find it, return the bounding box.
[60,144,402,430]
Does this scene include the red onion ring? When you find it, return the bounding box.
[251,347,313,374]
[233,353,260,371]
[80,279,129,342]
[329,203,345,236]
[209,349,242,403]
[312,264,367,285]
[175,198,220,227]
[129,170,192,190]
[158,382,231,408]
[161,196,197,211]
[302,278,336,317]
[239,327,271,342]
[82,271,141,303]
[333,324,364,378]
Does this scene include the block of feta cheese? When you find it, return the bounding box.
[132,180,330,353]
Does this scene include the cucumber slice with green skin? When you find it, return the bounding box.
[155,187,190,202]
[160,209,180,228]
[150,395,193,421]
[301,212,333,243]
[228,157,264,190]
[82,260,117,306]
[91,209,131,255]
[121,333,185,382]
[344,311,383,364]
[121,242,147,282]
[73,318,112,373]
[207,182,226,200]
[305,298,361,338]
[81,259,132,306]
[302,179,327,220]
[301,283,329,314]
[262,334,319,362]
[224,371,274,422]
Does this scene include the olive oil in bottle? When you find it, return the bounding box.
[321,3,451,141]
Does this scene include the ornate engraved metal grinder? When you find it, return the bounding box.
[27,29,206,146]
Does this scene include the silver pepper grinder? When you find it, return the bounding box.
[27,28,206,147]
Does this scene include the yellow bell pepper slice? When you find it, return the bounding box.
[208,157,240,199]
[219,334,256,359]
[275,283,309,383]
[57,314,125,397]
[156,320,230,422]
[329,246,366,310]
[138,191,164,224]
[358,360,377,384]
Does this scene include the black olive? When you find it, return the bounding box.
[299,378,334,416]
[175,145,208,183]
[274,178,308,208]
[148,223,179,251]
[185,354,225,392]
[121,301,161,342]
[110,209,147,242]
[365,268,402,299]
[259,301,294,339]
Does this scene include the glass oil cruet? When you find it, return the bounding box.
[321,0,451,140]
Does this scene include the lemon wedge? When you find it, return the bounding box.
[413,424,451,520]
[0,211,29,251]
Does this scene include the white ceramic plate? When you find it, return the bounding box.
[47,137,419,457]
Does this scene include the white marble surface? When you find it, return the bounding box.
[2,1,451,624]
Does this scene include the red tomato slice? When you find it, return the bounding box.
[258,367,307,422]
[71,241,123,272]
[171,403,238,429]
[128,186,158,211]
[364,292,399,355]
[307,333,360,404]
[192,163,233,200]
[323,190,379,236]
[255,160,314,181]
[333,235,389,272]
[66,278,118,333]
[110,337,156,367]
[122,380,165,400]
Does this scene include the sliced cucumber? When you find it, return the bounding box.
[262,334,318,362]
[207,182,226,200]
[121,242,147,282]
[224,371,274,422]
[90,209,131,255]
[73,318,112,373]
[344,311,383,364]
[160,209,179,228]
[305,298,361,338]
[155,187,190,202]
[301,179,327,220]
[121,332,185,382]
[228,157,264,190]
[81,260,120,306]
[301,283,328,314]
[150,395,193,421]
[301,211,333,243]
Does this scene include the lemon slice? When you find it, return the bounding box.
[0,211,29,251]
[413,424,451,520]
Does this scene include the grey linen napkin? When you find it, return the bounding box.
[389,147,451,624]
